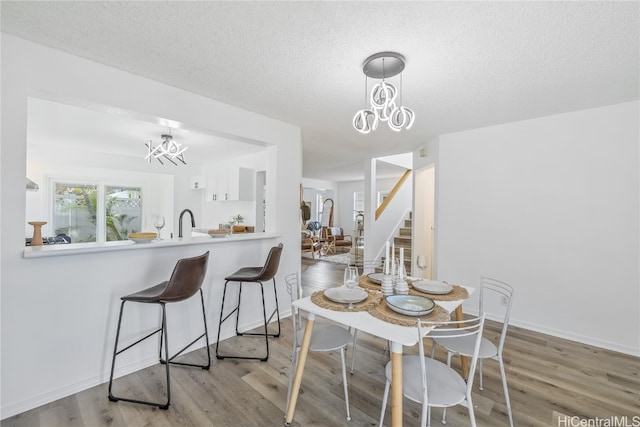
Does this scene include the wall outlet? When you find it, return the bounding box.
[501,296,509,306]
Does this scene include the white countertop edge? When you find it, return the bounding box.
[23,232,281,258]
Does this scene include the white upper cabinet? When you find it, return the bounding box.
[208,167,255,201]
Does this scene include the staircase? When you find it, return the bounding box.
[376,213,413,275]
[393,214,413,275]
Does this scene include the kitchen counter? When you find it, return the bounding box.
[23,232,280,258]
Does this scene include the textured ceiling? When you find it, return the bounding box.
[2,1,639,181]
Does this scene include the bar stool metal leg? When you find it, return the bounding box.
[107,251,211,410]
[215,244,283,362]
[108,301,171,409]
[235,279,281,338]
[216,280,280,361]
[160,289,211,369]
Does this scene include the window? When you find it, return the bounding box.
[353,192,364,231]
[105,186,142,241]
[317,194,325,223]
[52,181,142,243]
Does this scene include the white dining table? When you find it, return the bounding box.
[284,286,473,427]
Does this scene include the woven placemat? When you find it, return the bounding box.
[408,283,469,302]
[368,299,452,327]
[358,276,381,291]
[310,289,383,312]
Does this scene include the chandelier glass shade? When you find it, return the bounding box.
[353,52,415,134]
[145,134,188,165]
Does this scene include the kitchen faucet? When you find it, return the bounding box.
[178,209,195,238]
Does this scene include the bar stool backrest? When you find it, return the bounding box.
[159,251,210,302]
[255,243,284,282]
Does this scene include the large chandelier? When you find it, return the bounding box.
[145,133,188,165]
[353,52,415,134]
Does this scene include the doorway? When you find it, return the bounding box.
[413,165,435,279]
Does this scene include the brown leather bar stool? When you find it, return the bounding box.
[216,243,283,361]
[108,251,210,409]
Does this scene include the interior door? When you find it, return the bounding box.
[413,165,435,279]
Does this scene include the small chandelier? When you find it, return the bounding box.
[145,133,188,165]
[353,52,415,134]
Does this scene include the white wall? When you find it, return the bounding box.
[200,151,267,228]
[336,180,363,232]
[436,101,639,356]
[301,177,337,226]
[1,34,302,417]
[301,187,333,225]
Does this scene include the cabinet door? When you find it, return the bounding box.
[226,168,240,201]
[217,171,229,200]
[237,167,255,201]
[208,167,255,201]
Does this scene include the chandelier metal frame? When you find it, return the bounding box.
[145,133,188,165]
[353,51,415,134]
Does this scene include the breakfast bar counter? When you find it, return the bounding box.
[23,232,280,258]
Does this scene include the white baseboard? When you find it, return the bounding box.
[510,318,639,357]
[465,308,640,357]
[1,311,293,420]
[1,353,160,419]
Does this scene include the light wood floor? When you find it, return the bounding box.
[4,258,639,426]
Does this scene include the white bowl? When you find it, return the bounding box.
[385,295,435,316]
[129,237,156,243]
[128,232,157,243]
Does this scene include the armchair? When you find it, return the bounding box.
[301,231,321,259]
[323,227,353,255]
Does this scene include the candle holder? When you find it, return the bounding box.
[394,278,409,295]
[28,221,47,246]
[381,274,394,296]
[394,263,409,295]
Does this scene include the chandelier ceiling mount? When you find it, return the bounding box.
[362,51,406,79]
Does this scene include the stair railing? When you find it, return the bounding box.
[375,169,412,220]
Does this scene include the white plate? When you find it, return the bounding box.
[324,287,368,304]
[411,280,453,295]
[367,273,385,284]
[129,237,155,243]
[385,295,435,316]
[209,233,229,238]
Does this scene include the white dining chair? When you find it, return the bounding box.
[431,276,515,427]
[378,315,486,427]
[284,273,355,421]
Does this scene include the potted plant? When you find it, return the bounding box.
[232,214,246,233]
